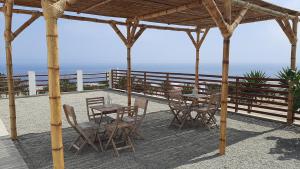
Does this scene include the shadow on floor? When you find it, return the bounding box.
[266,136,300,161]
[14,111,281,169]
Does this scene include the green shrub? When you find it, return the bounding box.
[182,83,193,94]
[277,68,300,112]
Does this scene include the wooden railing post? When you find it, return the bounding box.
[144,72,147,95]
[235,77,239,112]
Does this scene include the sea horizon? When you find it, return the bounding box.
[0,62,296,77]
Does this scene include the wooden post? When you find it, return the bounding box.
[3,0,17,140]
[144,72,147,95]
[127,46,132,106]
[287,18,298,124]
[41,0,70,168]
[235,77,239,112]
[186,28,210,92]
[110,20,146,106]
[195,31,200,92]
[219,0,232,155]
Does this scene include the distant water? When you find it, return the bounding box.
[0,63,294,77]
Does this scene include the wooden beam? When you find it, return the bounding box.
[132,27,146,45]
[3,0,17,140]
[232,0,298,20]
[77,0,112,13]
[0,8,197,32]
[198,28,210,48]
[12,13,40,40]
[186,31,197,48]
[110,19,146,106]
[137,0,201,20]
[229,6,249,33]
[202,0,230,38]
[219,0,232,156]
[282,19,297,44]
[110,23,127,46]
[186,28,210,92]
[287,18,298,124]
[276,19,297,44]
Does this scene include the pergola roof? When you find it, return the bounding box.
[7,0,300,28]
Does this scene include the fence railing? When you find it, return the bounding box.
[111,69,299,122]
[0,70,109,98]
[0,74,29,97]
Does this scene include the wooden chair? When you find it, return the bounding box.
[195,93,221,129]
[86,97,114,124]
[167,89,192,129]
[122,97,149,139]
[105,107,135,157]
[63,104,104,154]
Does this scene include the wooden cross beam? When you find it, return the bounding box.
[77,0,113,13]
[12,13,40,40]
[0,7,197,32]
[110,19,146,106]
[232,0,297,20]
[186,28,210,91]
[186,28,210,49]
[137,0,201,20]
[276,18,297,44]
[202,0,249,38]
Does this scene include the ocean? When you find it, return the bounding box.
[0,63,295,77]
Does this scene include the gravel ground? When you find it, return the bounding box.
[0,90,300,169]
[0,90,169,135]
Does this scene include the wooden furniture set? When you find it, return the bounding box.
[167,89,221,129]
[63,96,148,157]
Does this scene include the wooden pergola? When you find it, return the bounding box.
[1,0,299,168]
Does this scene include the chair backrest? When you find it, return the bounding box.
[63,104,78,128]
[207,93,221,110]
[167,89,186,110]
[86,97,105,120]
[134,97,149,117]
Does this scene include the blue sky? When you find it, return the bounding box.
[0,0,299,73]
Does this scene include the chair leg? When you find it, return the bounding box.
[124,128,135,153]
[76,138,87,155]
[97,133,104,152]
[69,135,80,151]
[111,139,120,157]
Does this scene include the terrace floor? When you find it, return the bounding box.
[0,90,300,169]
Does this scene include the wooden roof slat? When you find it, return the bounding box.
[77,0,113,13]
[2,0,299,28]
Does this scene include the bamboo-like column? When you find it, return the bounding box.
[41,0,68,168]
[287,18,298,124]
[110,20,146,106]
[186,28,210,92]
[3,0,17,140]
[219,0,232,155]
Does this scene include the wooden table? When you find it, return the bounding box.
[90,104,123,115]
[90,104,124,124]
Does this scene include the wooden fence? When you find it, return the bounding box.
[111,69,300,122]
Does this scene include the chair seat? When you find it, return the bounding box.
[122,116,142,123]
[92,116,115,124]
[105,121,133,131]
[77,121,98,129]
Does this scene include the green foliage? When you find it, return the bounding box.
[60,79,76,92]
[277,67,296,87]
[116,76,127,90]
[242,70,268,95]
[182,83,193,94]
[277,68,300,112]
